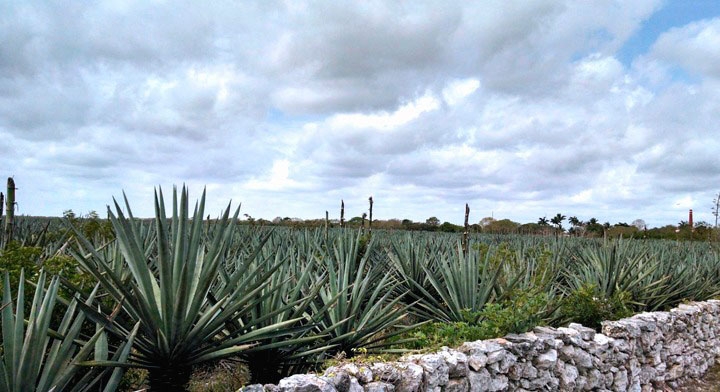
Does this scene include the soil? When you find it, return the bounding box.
[679,362,720,391]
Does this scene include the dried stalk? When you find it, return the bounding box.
[340,200,345,228]
[462,203,470,256]
[4,178,15,247]
[368,196,373,236]
[325,210,329,243]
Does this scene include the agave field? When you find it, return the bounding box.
[2,187,720,391]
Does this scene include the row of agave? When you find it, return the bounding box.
[3,187,720,390]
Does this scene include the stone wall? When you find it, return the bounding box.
[240,300,720,392]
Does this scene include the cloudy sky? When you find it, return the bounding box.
[2,1,719,227]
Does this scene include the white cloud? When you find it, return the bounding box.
[442,78,480,106]
[573,54,624,87]
[651,17,720,78]
[674,195,695,210]
[245,159,301,191]
[0,1,717,227]
[570,189,593,204]
[327,93,440,130]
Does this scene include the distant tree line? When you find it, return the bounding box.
[242,213,719,241]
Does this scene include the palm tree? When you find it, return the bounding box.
[567,216,583,236]
[550,213,566,232]
[585,218,603,236]
[537,216,549,226]
[568,216,581,227]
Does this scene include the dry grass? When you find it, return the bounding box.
[187,359,251,392]
[118,368,148,391]
[117,359,250,392]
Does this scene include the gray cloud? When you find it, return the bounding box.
[277,3,461,79]
[0,1,716,227]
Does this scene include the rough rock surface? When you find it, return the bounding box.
[241,300,720,392]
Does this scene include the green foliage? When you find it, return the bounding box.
[477,290,552,337]
[356,232,371,261]
[0,242,42,292]
[70,187,321,390]
[558,237,720,314]
[0,242,94,306]
[347,216,364,226]
[438,222,462,232]
[562,239,665,310]
[425,217,440,226]
[606,225,639,238]
[482,219,520,234]
[226,233,335,384]
[560,284,633,330]
[311,231,419,358]
[405,241,503,323]
[64,210,114,241]
[387,234,437,305]
[6,197,720,390]
[550,214,566,232]
[0,270,137,392]
[393,290,551,352]
[42,254,96,291]
[397,321,490,351]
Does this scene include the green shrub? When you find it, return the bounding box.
[0,242,43,295]
[397,321,490,351]
[64,210,114,241]
[560,283,633,330]
[43,254,96,293]
[477,290,551,337]
[0,242,95,304]
[392,291,551,351]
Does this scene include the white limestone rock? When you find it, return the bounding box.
[278,375,337,392]
[533,349,557,370]
[362,382,394,392]
[437,347,469,378]
[467,368,508,392]
[407,353,449,390]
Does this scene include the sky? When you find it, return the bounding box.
[1,1,720,228]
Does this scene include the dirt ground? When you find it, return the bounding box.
[678,362,720,392]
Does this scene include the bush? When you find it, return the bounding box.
[0,242,95,299]
[560,283,633,330]
[397,321,489,351]
[0,242,43,295]
[393,291,551,351]
[477,290,551,337]
[43,254,96,292]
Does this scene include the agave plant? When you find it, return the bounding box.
[70,187,304,390]
[222,234,337,384]
[394,240,504,323]
[562,239,668,310]
[631,242,720,311]
[387,234,438,304]
[492,239,562,298]
[0,270,137,392]
[310,231,419,357]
